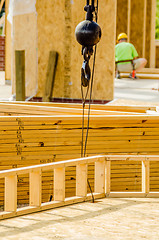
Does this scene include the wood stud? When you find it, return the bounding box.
[142,160,150,194]
[29,170,42,206]
[54,167,65,201]
[76,164,87,197]
[95,159,105,194]
[106,161,111,194]
[5,175,17,212]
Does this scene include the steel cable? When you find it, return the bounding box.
[80,0,99,203]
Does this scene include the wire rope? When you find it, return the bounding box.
[80,0,99,203]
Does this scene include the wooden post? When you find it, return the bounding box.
[29,170,42,206]
[43,51,58,102]
[142,0,147,58]
[127,0,131,42]
[106,161,111,195]
[76,164,87,197]
[150,0,156,68]
[142,160,150,194]
[54,167,65,201]
[15,50,25,101]
[95,159,105,194]
[0,0,5,13]
[5,175,17,212]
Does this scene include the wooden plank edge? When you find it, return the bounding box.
[0,193,105,220]
[106,192,159,198]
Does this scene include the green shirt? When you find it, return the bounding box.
[115,42,138,64]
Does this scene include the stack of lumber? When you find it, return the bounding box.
[0,101,158,205]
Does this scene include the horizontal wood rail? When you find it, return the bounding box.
[1,155,159,220]
[0,102,156,115]
[0,101,156,113]
[0,102,145,116]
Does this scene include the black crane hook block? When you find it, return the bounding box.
[75,0,101,87]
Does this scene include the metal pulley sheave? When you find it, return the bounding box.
[75,0,101,87]
[75,20,101,47]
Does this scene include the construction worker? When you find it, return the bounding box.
[115,33,147,79]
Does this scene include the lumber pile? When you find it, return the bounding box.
[0,102,158,205]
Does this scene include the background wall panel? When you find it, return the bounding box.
[116,0,128,39]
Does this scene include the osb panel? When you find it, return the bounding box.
[36,0,65,98]
[92,0,115,100]
[145,0,152,67]
[12,13,38,97]
[130,0,144,57]
[36,0,115,100]
[116,0,128,39]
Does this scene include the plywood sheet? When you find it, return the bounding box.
[92,0,116,100]
[36,0,65,99]
[12,13,38,98]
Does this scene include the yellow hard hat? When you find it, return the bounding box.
[117,33,128,42]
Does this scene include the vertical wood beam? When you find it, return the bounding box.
[54,167,65,201]
[142,160,150,194]
[116,0,128,38]
[5,175,17,212]
[43,51,58,102]
[145,0,152,67]
[15,50,25,101]
[76,164,87,197]
[127,0,131,42]
[5,0,12,81]
[95,159,105,194]
[0,0,5,13]
[106,161,111,194]
[64,0,72,98]
[150,0,156,68]
[29,170,42,206]
[142,0,147,58]
[130,0,145,57]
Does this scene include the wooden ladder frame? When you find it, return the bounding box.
[1,154,159,220]
[0,155,105,220]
